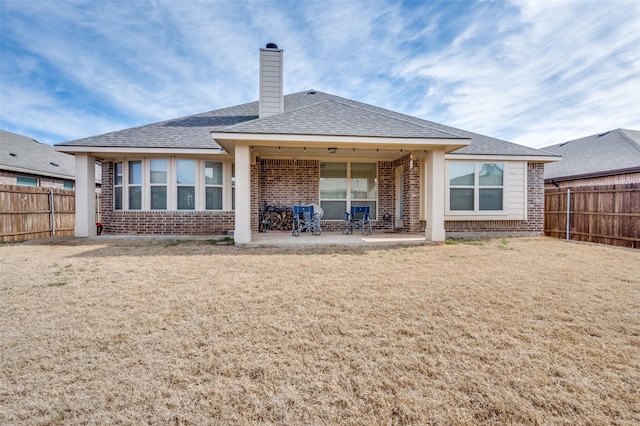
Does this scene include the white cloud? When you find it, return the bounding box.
[1,0,639,147]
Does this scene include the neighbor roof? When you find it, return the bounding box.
[0,130,101,183]
[57,90,553,157]
[542,129,640,181]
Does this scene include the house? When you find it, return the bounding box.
[55,44,558,243]
[541,129,639,248]
[542,129,640,188]
[0,129,101,189]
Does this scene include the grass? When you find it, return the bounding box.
[0,237,638,425]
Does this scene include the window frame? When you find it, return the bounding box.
[204,161,224,211]
[320,161,378,220]
[127,160,143,210]
[114,162,123,210]
[16,175,38,187]
[112,158,234,212]
[446,161,505,215]
[149,158,168,210]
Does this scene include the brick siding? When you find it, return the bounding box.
[97,159,546,237]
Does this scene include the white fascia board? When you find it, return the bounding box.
[445,153,561,162]
[55,146,227,156]
[212,132,470,152]
[1,165,75,180]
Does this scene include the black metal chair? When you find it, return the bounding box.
[341,205,372,235]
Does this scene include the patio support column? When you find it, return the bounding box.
[74,153,96,237]
[234,143,252,243]
[425,148,446,242]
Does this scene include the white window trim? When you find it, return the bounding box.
[148,158,169,210]
[115,158,235,212]
[114,161,124,210]
[445,161,508,219]
[320,161,378,220]
[204,160,226,211]
[126,159,143,210]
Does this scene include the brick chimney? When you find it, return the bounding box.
[259,43,283,118]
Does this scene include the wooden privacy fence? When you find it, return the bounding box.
[545,183,640,248]
[0,185,76,242]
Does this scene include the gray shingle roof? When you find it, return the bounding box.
[57,90,554,157]
[1,130,102,183]
[542,129,640,180]
[222,98,460,138]
[1,130,71,179]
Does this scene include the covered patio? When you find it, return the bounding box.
[236,230,433,248]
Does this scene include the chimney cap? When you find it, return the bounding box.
[265,42,278,49]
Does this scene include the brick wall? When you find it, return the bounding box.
[96,159,546,237]
[444,162,545,235]
[0,170,70,189]
[259,159,319,206]
[377,161,396,231]
[102,210,234,235]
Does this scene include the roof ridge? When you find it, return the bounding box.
[216,97,336,131]
[326,98,466,139]
[617,129,640,154]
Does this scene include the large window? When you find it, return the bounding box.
[320,162,377,219]
[113,159,233,211]
[128,161,142,210]
[205,161,223,210]
[149,159,167,210]
[449,162,504,212]
[176,159,196,210]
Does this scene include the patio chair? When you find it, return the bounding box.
[292,204,322,236]
[341,205,372,236]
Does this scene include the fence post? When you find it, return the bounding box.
[566,188,571,240]
[49,188,56,236]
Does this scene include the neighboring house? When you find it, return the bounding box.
[542,129,640,188]
[541,129,639,248]
[0,129,102,189]
[55,44,558,243]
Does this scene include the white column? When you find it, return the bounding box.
[74,153,96,237]
[425,148,446,242]
[234,143,252,243]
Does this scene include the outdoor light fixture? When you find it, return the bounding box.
[328,147,337,154]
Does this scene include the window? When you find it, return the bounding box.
[128,161,142,210]
[320,162,377,219]
[114,162,123,209]
[231,163,235,210]
[449,162,504,212]
[113,159,234,211]
[17,176,38,187]
[149,159,167,210]
[63,181,74,190]
[176,159,195,210]
[205,161,223,210]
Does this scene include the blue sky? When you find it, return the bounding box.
[1,0,639,149]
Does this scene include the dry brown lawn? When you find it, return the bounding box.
[0,236,638,425]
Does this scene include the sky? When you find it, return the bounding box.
[1,0,639,149]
